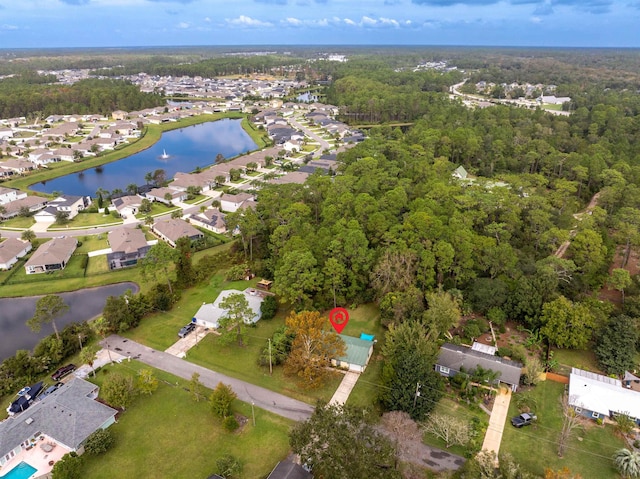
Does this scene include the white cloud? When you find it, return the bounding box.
[226,15,273,27]
[530,15,542,22]
[379,17,400,26]
[361,16,377,25]
[177,21,189,28]
[284,17,303,25]
[1,24,18,30]
[343,17,357,25]
[204,17,211,22]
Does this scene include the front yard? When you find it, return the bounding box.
[80,361,292,479]
[502,380,625,478]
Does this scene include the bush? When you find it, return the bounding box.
[497,346,513,358]
[216,454,243,478]
[51,452,83,479]
[260,295,277,320]
[83,428,114,455]
[223,415,239,432]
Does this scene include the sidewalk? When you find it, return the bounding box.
[164,326,210,357]
[481,387,512,456]
[329,371,360,406]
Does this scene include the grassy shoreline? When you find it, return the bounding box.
[3,112,261,193]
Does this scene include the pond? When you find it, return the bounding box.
[30,119,257,197]
[0,282,138,361]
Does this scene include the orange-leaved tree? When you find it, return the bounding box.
[284,310,345,389]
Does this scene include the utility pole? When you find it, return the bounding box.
[268,338,273,375]
[251,402,256,426]
[413,382,421,408]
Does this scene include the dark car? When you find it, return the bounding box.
[38,382,63,401]
[51,364,76,381]
[7,382,44,415]
[178,323,196,338]
[511,413,537,428]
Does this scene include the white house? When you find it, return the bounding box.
[568,368,640,424]
[192,288,264,329]
[220,193,255,213]
[0,187,27,206]
[331,334,375,373]
[0,238,32,270]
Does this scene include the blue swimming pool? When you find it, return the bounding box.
[0,461,37,479]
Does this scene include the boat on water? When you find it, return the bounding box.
[160,149,170,159]
[7,381,43,415]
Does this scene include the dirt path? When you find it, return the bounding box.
[554,191,601,258]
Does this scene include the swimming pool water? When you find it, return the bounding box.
[0,461,37,479]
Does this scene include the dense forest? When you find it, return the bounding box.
[0,75,164,118]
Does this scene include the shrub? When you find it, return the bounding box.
[216,454,243,478]
[83,428,114,455]
[497,346,513,358]
[260,295,278,320]
[223,415,239,432]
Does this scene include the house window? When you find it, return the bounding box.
[591,412,600,419]
[439,366,450,374]
[575,407,582,414]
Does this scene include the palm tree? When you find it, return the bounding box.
[21,229,36,242]
[79,344,100,378]
[144,171,154,185]
[614,448,640,478]
[126,183,138,196]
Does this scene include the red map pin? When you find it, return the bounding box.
[329,307,349,334]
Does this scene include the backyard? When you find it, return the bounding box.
[502,380,625,478]
[80,361,292,479]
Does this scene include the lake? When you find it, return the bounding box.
[30,119,257,197]
[0,282,138,361]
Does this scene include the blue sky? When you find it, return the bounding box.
[0,0,638,49]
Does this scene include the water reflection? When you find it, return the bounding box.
[31,119,257,197]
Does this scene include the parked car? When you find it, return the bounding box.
[178,323,196,338]
[511,412,537,428]
[38,382,63,401]
[51,364,76,381]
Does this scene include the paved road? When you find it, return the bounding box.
[102,335,314,421]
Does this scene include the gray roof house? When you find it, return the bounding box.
[0,238,32,270]
[152,218,203,247]
[267,459,313,479]
[107,227,151,270]
[0,378,117,469]
[24,237,77,274]
[193,288,264,329]
[188,208,227,234]
[435,343,523,391]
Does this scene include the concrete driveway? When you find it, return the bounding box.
[102,335,314,421]
[481,387,512,455]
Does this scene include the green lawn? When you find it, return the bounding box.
[135,201,175,218]
[52,212,122,229]
[75,234,109,254]
[5,253,87,285]
[85,255,111,275]
[502,380,625,478]
[79,361,292,479]
[0,216,35,229]
[552,348,602,376]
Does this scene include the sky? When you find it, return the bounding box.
[0,0,638,49]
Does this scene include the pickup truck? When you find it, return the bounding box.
[511,412,537,428]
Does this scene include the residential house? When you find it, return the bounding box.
[331,334,375,373]
[152,218,203,247]
[145,187,187,206]
[220,193,255,213]
[0,238,32,270]
[112,195,143,218]
[193,288,264,329]
[0,378,117,469]
[266,171,310,185]
[112,110,128,120]
[107,227,151,270]
[452,165,468,180]
[267,460,313,479]
[435,342,523,392]
[0,196,48,220]
[24,237,77,274]
[568,367,640,424]
[51,148,76,162]
[188,208,227,234]
[1,159,36,174]
[0,187,27,206]
[49,195,91,219]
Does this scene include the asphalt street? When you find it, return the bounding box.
[102,334,315,421]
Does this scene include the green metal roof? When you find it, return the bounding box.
[337,334,374,367]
